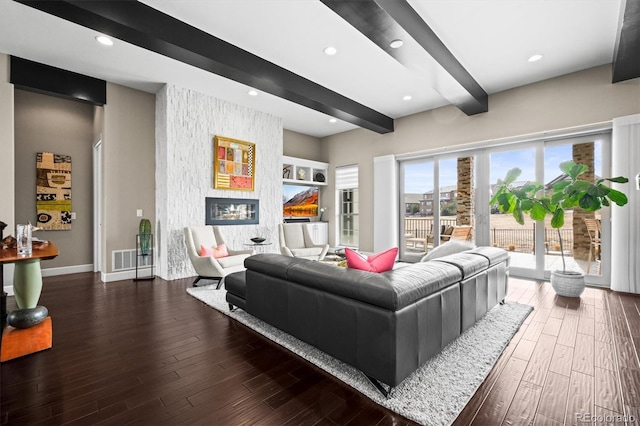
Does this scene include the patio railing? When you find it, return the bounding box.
[404,218,574,254]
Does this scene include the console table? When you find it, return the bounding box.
[0,241,58,361]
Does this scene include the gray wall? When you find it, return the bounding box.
[102,83,156,274]
[321,65,640,251]
[0,54,15,289]
[283,129,324,161]
[14,89,95,269]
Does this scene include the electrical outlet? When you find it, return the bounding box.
[136,209,143,217]
[70,212,76,220]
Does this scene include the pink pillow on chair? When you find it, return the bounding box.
[345,247,398,273]
[200,244,229,259]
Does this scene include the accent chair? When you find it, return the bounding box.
[184,225,255,288]
[278,223,329,261]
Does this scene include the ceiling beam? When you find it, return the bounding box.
[15,0,394,134]
[321,0,488,116]
[612,0,640,83]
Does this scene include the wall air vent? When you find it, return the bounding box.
[112,249,152,272]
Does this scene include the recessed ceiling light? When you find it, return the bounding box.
[248,90,258,96]
[329,118,337,123]
[528,54,543,62]
[324,46,337,56]
[403,95,412,101]
[390,39,404,49]
[95,35,114,46]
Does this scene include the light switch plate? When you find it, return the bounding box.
[136,209,143,217]
[70,212,76,220]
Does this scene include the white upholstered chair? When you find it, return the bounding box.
[184,225,255,288]
[278,223,329,261]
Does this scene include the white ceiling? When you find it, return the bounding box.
[0,0,623,138]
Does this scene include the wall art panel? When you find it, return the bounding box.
[36,152,72,230]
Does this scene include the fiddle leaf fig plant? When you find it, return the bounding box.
[491,160,628,273]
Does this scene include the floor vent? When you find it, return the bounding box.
[112,249,153,271]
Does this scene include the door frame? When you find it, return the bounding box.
[93,138,103,273]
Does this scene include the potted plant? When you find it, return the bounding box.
[491,161,628,297]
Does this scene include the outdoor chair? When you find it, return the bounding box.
[426,225,455,245]
[441,226,472,242]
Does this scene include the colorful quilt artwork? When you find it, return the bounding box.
[36,152,72,230]
[213,136,255,191]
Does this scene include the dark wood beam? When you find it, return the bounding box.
[10,56,106,105]
[321,0,488,116]
[613,0,640,83]
[15,0,394,134]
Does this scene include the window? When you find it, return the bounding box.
[336,165,359,247]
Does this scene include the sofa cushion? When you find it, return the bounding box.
[432,252,489,279]
[345,247,398,273]
[287,261,397,309]
[468,246,510,266]
[382,262,462,309]
[421,240,475,262]
[246,253,463,311]
[286,257,462,310]
[245,253,306,280]
[225,271,246,299]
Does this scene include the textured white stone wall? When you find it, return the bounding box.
[156,85,283,280]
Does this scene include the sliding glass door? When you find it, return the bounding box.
[489,146,542,278]
[400,154,477,262]
[399,132,611,286]
[486,135,611,284]
[400,160,434,262]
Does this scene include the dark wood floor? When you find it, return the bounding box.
[1,273,639,425]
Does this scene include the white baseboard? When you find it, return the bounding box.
[41,264,93,277]
[2,264,151,294]
[101,268,153,283]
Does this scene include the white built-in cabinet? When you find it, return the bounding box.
[282,156,330,245]
[282,156,328,186]
[305,222,328,245]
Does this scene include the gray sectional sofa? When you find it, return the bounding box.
[225,247,509,394]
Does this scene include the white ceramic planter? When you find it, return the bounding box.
[550,270,586,297]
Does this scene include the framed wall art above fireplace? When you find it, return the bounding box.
[213,135,255,191]
[205,197,259,226]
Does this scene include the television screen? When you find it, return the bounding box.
[283,184,318,217]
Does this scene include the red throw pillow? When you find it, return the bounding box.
[200,245,213,257]
[345,247,398,273]
[200,244,229,259]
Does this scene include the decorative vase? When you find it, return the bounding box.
[139,218,152,256]
[16,224,32,256]
[550,270,585,298]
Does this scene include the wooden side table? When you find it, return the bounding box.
[0,241,58,361]
[0,242,59,309]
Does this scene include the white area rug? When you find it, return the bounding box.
[187,285,533,426]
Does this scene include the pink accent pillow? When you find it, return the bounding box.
[345,247,398,273]
[200,244,229,259]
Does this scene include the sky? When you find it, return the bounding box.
[403,143,602,194]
